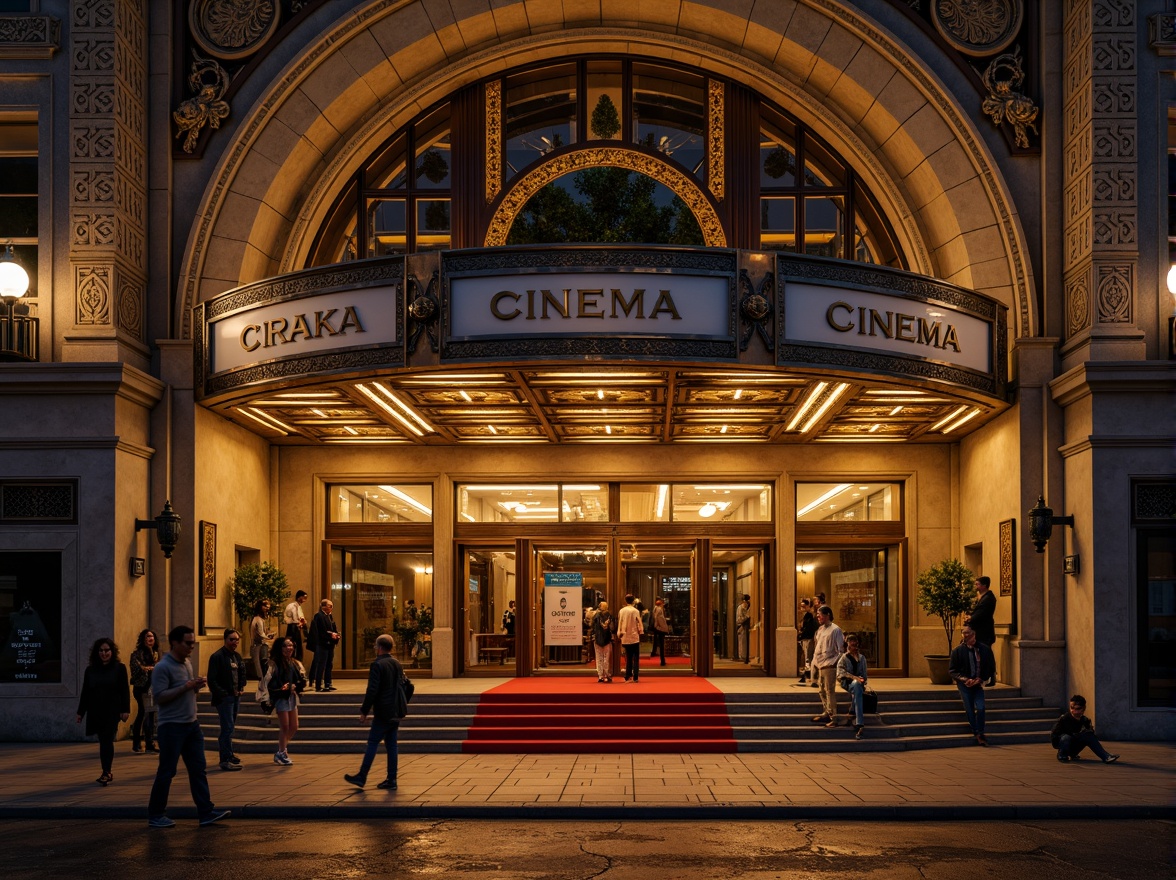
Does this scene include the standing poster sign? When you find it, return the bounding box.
[543,572,583,646]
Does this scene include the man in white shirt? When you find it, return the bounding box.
[735,594,753,663]
[617,594,644,682]
[284,590,308,660]
[810,605,846,726]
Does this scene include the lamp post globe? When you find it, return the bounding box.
[0,249,29,300]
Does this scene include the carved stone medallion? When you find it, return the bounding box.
[932,0,1024,57]
[188,0,280,62]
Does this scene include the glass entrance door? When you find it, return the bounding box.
[621,543,695,674]
[328,546,434,674]
[795,545,903,672]
[460,545,517,674]
[532,543,608,672]
[710,545,768,671]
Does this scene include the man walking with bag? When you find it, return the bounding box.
[344,633,407,790]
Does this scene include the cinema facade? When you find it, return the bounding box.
[0,1,1172,741]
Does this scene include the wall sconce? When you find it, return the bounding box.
[1027,495,1074,553]
[136,500,182,559]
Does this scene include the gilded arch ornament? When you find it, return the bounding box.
[483,147,726,248]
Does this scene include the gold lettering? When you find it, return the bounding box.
[491,291,521,320]
[240,325,262,352]
[827,302,854,332]
[577,289,604,318]
[541,289,569,319]
[941,325,960,352]
[338,306,365,334]
[858,307,868,335]
[895,313,916,342]
[288,314,312,342]
[868,309,893,338]
[314,309,339,337]
[610,288,644,318]
[649,290,681,319]
[526,289,536,319]
[916,318,941,348]
[265,317,289,347]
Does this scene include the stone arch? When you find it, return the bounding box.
[177,0,1037,341]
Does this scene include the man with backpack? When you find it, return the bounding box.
[344,633,408,790]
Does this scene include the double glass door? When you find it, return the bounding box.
[459,538,771,676]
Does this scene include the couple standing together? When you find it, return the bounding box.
[592,594,666,682]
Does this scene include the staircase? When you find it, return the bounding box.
[200,686,1058,755]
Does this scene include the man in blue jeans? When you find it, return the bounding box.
[948,625,995,746]
[1051,694,1119,763]
[207,628,246,771]
[343,633,406,790]
[148,625,230,828]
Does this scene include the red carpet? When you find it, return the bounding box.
[462,677,735,753]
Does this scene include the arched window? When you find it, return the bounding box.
[307,58,903,269]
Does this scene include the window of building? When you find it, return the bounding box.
[1134,480,1176,707]
[307,58,904,268]
[327,484,433,523]
[457,483,609,523]
[796,482,900,523]
[0,119,38,299]
[619,483,772,523]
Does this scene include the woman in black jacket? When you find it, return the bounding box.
[129,629,159,753]
[266,636,306,766]
[76,637,130,785]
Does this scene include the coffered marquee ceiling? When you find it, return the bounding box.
[215,366,1001,445]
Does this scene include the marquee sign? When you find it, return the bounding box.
[194,247,1007,403]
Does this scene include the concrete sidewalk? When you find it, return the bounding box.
[0,740,1171,821]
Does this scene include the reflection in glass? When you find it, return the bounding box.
[465,547,516,669]
[620,483,771,522]
[760,196,796,252]
[795,547,899,669]
[632,64,706,178]
[804,196,844,259]
[331,548,433,672]
[586,60,623,140]
[505,63,577,180]
[414,106,451,189]
[506,169,703,245]
[328,484,433,523]
[796,483,898,522]
[366,198,406,256]
[416,199,450,251]
[760,117,797,187]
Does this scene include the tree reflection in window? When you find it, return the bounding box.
[506,168,703,245]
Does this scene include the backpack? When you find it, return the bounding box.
[395,673,414,719]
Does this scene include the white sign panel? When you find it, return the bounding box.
[209,286,399,375]
[784,282,991,374]
[543,579,583,647]
[450,272,728,339]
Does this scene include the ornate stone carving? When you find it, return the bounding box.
[707,79,724,202]
[981,48,1038,148]
[0,15,62,59]
[484,147,725,247]
[738,269,773,352]
[1095,263,1131,323]
[76,265,111,325]
[174,57,231,153]
[1065,272,1090,336]
[932,0,1024,57]
[407,272,438,355]
[117,280,143,338]
[1149,13,1176,55]
[485,80,501,204]
[188,0,280,61]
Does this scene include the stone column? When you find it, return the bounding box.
[1060,0,1145,368]
[65,0,149,368]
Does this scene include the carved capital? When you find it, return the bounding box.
[0,15,61,59]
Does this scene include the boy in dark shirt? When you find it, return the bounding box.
[1051,694,1119,763]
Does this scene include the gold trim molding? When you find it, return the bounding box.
[485,80,502,204]
[483,147,726,247]
[707,79,724,202]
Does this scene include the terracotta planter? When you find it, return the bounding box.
[925,654,952,685]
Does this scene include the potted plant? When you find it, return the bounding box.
[915,558,975,684]
[229,561,291,629]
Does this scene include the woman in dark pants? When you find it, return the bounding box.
[76,637,130,785]
[129,629,159,752]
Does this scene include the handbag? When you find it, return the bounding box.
[862,686,879,714]
[143,687,157,715]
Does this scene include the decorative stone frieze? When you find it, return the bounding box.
[1148,13,1176,55]
[0,15,61,59]
[932,0,1024,57]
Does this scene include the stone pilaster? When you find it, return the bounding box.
[65,0,149,366]
[1060,0,1145,368]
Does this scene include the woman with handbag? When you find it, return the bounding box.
[266,636,306,765]
[250,599,276,680]
[76,637,130,785]
[129,629,159,753]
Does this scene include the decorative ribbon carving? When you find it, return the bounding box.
[173,56,231,153]
[981,48,1038,149]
